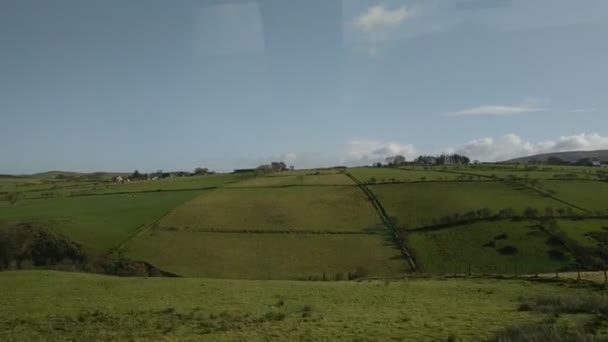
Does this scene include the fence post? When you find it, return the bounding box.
[577,271,581,281]
[555,271,559,279]
[468,263,471,276]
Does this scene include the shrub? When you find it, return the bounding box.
[494,233,508,240]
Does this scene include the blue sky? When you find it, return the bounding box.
[1,0,607,173]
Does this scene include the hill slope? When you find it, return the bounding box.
[506,150,608,163]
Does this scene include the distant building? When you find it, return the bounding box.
[115,176,124,182]
[592,161,601,167]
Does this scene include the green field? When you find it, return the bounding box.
[554,218,608,248]
[125,231,405,279]
[228,173,354,187]
[408,220,575,274]
[0,271,592,341]
[540,180,608,212]
[1,173,245,199]
[434,168,599,181]
[369,181,574,229]
[2,167,607,279]
[159,186,382,232]
[348,167,476,183]
[0,191,202,254]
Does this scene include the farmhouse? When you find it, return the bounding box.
[592,160,601,167]
[115,176,124,182]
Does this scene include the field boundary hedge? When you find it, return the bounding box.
[344,172,417,271]
[157,227,385,235]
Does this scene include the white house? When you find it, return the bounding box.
[592,160,601,167]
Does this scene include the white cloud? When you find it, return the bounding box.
[355,5,414,34]
[343,138,417,165]
[456,133,608,161]
[446,104,548,117]
[355,5,416,55]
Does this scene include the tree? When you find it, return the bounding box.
[193,167,209,175]
[132,170,142,180]
[255,164,273,175]
[270,161,287,172]
[393,155,406,166]
[498,207,515,219]
[524,207,539,218]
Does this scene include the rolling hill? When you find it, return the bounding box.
[505,150,608,164]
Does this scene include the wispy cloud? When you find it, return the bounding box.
[446,103,548,117]
[568,108,597,113]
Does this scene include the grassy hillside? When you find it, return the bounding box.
[0,271,595,341]
[506,150,608,163]
[0,191,202,254]
[540,180,608,212]
[228,173,354,187]
[369,181,574,229]
[408,220,575,274]
[125,231,405,279]
[159,186,382,232]
[3,166,608,279]
[348,167,472,183]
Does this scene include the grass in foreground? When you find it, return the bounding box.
[0,271,594,341]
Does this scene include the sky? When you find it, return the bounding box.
[1,0,607,173]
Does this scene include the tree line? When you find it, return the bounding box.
[378,153,472,167]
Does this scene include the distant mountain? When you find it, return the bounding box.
[505,150,608,163]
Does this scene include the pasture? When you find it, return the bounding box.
[125,231,405,279]
[554,218,608,248]
[407,220,575,274]
[159,186,383,232]
[348,167,475,183]
[227,173,354,187]
[0,191,202,254]
[369,181,575,229]
[0,271,592,341]
[2,166,608,281]
[0,173,245,199]
[539,180,608,212]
